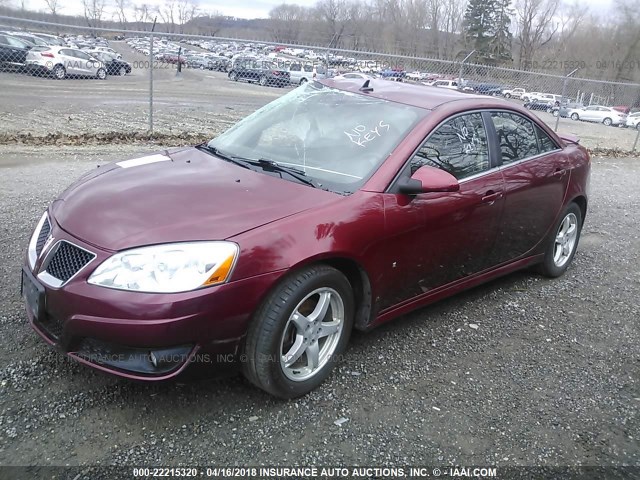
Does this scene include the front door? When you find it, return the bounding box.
[378,112,505,311]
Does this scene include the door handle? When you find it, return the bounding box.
[482,190,502,204]
[552,168,567,177]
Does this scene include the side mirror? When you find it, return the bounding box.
[397,165,460,195]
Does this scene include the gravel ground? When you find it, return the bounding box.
[0,145,638,474]
[1,41,640,152]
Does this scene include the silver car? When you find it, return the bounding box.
[569,105,628,126]
[26,45,106,79]
[288,62,326,85]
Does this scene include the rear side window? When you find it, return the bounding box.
[410,113,490,180]
[490,112,539,164]
[303,64,313,72]
[535,125,559,153]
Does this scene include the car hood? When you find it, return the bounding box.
[52,147,338,251]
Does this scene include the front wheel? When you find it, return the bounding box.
[553,110,559,117]
[539,203,582,277]
[603,117,612,126]
[571,113,579,121]
[118,66,127,76]
[259,75,267,86]
[505,93,511,98]
[242,265,354,399]
[229,71,238,81]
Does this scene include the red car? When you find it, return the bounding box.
[22,80,590,398]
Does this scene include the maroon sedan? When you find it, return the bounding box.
[22,79,590,398]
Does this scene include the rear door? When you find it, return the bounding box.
[488,111,570,263]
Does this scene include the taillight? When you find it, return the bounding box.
[271,70,279,75]
[40,52,54,58]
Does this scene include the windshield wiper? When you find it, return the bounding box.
[196,144,253,170]
[254,158,319,188]
[197,144,319,189]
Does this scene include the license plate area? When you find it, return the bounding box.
[21,267,45,323]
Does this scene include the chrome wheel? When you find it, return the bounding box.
[119,66,127,76]
[553,213,578,268]
[280,287,344,382]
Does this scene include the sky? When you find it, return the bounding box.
[19,0,613,20]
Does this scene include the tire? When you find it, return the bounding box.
[229,71,237,81]
[300,77,308,85]
[636,123,640,130]
[603,117,612,126]
[546,107,553,113]
[505,93,511,98]
[52,64,65,80]
[553,110,559,117]
[259,75,267,86]
[242,265,354,399]
[118,66,127,76]
[571,113,579,121]
[96,68,107,80]
[538,203,582,278]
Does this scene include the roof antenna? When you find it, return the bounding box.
[359,79,373,93]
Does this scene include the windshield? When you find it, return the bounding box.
[208,82,426,193]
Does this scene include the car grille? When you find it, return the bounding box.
[45,241,95,283]
[35,218,51,257]
[37,312,65,340]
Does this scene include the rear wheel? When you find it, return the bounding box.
[96,68,107,80]
[118,66,127,76]
[539,203,582,278]
[259,75,267,86]
[52,64,65,80]
[242,265,354,399]
[300,77,308,85]
[229,71,238,81]
[505,93,511,98]
[553,109,559,117]
[636,123,640,130]
[571,113,579,121]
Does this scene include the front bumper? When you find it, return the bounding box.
[22,218,286,380]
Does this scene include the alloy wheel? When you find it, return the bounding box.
[553,213,578,268]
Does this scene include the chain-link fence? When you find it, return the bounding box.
[1,15,640,152]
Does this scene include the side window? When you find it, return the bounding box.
[303,64,313,72]
[290,63,301,72]
[75,51,91,60]
[410,113,490,180]
[490,112,539,164]
[535,125,559,153]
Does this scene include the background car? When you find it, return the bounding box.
[333,71,374,80]
[503,87,526,99]
[569,105,628,126]
[88,50,131,76]
[428,79,459,90]
[524,99,555,112]
[0,33,31,69]
[25,46,107,79]
[625,112,640,129]
[228,58,290,87]
[288,62,326,85]
[552,102,585,118]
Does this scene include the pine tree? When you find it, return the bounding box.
[462,0,513,65]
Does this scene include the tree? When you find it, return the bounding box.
[269,3,305,44]
[177,0,198,33]
[114,0,129,27]
[515,0,560,69]
[82,0,107,29]
[157,0,176,33]
[463,0,512,64]
[43,0,61,18]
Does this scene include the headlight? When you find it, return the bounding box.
[87,242,239,293]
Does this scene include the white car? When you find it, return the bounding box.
[93,46,122,60]
[25,46,106,79]
[570,105,628,126]
[503,87,526,99]
[522,91,543,102]
[428,79,460,90]
[333,72,374,80]
[625,112,640,129]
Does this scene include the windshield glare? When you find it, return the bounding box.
[208,82,426,192]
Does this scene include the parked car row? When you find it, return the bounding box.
[0,30,131,80]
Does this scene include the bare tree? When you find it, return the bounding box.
[134,4,151,29]
[269,3,306,44]
[156,0,177,33]
[177,0,198,33]
[114,0,129,27]
[43,0,62,17]
[515,0,560,69]
[82,0,107,29]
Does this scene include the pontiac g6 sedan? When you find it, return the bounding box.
[22,80,590,398]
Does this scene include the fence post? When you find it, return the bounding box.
[632,128,640,153]
[149,17,157,134]
[458,50,475,89]
[555,68,579,132]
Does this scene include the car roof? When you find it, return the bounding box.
[320,78,488,110]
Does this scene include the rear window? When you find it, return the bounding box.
[30,46,50,52]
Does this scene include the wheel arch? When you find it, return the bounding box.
[571,195,588,226]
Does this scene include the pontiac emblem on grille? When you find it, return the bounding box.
[41,234,55,258]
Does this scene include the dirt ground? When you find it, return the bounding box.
[0,145,638,474]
